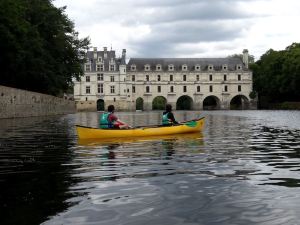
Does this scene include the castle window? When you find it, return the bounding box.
[170,86,174,93]
[110,76,114,82]
[209,85,213,92]
[183,86,187,92]
[144,64,150,71]
[156,64,162,71]
[85,64,91,72]
[146,86,150,93]
[224,74,227,81]
[170,74,173,81]
[168,64,174,71]
[110,86,115,93]
[157,75,161,81]
[238,85,241,92]
[238,74,241,81]
[195,65,201,71]
[158,86,161,93]
[196,75,199,81]
[208,65,214,71]
[183,75,186,81]
[132,75,135,82]
[110,65,115,71]
[86,86,90,94]
[97,73,103,81]
[98,84,103,93]
[146,75,149,81]
[209,74,213,81]
[86,76,90,82]
[131,65,136,71]
[197,86,200,92]
[222,64,228,70]
[182,64,188,71]
[224,85,228,92]
[132,86,136,93]
[100,64,104,71]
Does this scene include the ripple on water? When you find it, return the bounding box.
[1,111,300,225]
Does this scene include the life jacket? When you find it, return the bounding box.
[100,112,113,128]
[162,112,171,125]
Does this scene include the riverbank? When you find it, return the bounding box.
[260,102,300,110]
[0,85,75,119]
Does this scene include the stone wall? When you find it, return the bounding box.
[0,85,75,118]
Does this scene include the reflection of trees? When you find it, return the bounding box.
[0,117,80,225]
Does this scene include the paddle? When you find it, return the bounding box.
[133,118,202,129]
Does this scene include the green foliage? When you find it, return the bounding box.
[249,91,257,99]
[0,0,90,95]
[136,97,144,110]
[152,96,166,110]
[252,43,300,103]
[228,54,255,63]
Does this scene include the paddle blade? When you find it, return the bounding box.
[185,121,197,127]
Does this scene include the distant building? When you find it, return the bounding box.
[73,47,127,111]
[74,48,256,111]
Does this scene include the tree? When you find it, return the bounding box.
[251,43,300,103]
[228,54,255,63]
[0,0,90,95]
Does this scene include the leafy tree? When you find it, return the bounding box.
[0,0,90,95]
[252,43,300,103]
[228,54,255,63]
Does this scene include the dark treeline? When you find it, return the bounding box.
[250,43,300,105]
[0,0,90,96]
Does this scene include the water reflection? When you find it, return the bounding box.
[1,111,300,225]
[0,115,81,225]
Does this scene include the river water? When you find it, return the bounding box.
[0,110,300,225]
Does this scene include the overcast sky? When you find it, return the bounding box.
[54,0,300,61]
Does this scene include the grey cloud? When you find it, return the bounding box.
[57,0,265,57]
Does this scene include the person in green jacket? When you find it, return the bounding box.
[100,105,130,129]
[162,104,178,126]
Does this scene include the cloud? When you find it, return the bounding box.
[54,0,300,60]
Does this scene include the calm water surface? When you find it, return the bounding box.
[0,110,300,225]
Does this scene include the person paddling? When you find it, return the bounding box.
[100,105,130,129]
[162,104,178,126]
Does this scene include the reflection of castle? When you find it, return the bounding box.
[74,47,256,111]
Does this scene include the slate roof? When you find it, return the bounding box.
[127,57,247,71]
[85,49,125,72]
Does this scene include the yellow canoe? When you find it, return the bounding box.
[76,117,205,139]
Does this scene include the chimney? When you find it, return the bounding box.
[93,47,97,60]
[122,49,126,63]
[243,49,249,69]
[104,47,107,59]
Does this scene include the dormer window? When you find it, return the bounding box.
[144,64,150,71]
[156,64,162,71]
[195,64,201,71]
[96,64,101,71]
[222,64,228,70]
[110,64,115,71]
[98,57,102,62]
[182,64,188,71]
[131,64,136,71]
[168,64,174,71]
[85,64,91,72]
[208,64,214,71]
[236,64,242,70]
